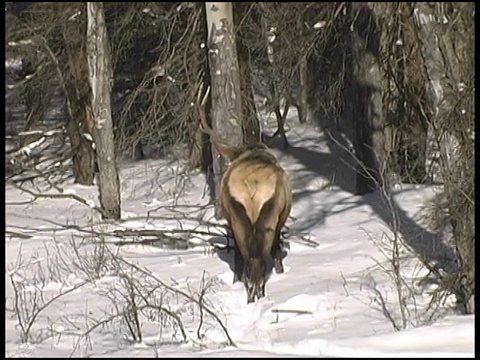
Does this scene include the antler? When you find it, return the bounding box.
[196,83,216,139]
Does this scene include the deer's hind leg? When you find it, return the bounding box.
[271,238,284,274]
[271,201,291,274]
[233,241,245,283]
[227,199,254,285]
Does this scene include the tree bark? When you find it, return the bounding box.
[62,3,97,186]
[298,54,308,124]
[65,100,97,186]
[86,2,121,220]
[189,5,212,172]
[204,2,244,219]
[413,2,474,314]
[390,2,428,184]
[237,35,260,145]
[348,2,387,194]
[233,3,261,146]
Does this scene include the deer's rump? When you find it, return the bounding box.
[220,157,291,259]
[196,84,292,303]
[225,161,280,225]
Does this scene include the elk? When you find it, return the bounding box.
[197,85,292,303]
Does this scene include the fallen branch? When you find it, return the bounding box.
[112,231,191,250]
[6,230,33,240]
[283,225,320,248]
[8,181,106,218]
[271,309,313,315]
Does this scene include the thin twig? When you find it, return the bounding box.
[8,181,106,218]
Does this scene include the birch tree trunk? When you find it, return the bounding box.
[204,2,243,218]
[86,2,121,220]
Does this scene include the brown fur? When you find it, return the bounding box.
[196,85,292,303]
[216,143,292,303]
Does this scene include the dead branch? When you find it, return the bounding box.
[271,309,313,315]
[111,252,236,347]
[5,230,33,240]
[9,270,90,343]
[283,225,320,248]
[8,181,107,218]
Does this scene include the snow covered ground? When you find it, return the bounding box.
[5,110,474,357]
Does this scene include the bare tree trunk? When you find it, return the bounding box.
[369,2,430,185]
[390,3,428,184]
[189,5,212,171]
[65,99,97,186]
[261,18,289,149]
[61,3,97,186]
[413,2,474,314]
[233,3,261,146]
[348,3,387,194]
[205,2,243,219]
[86,2,121,220]
[294,13,308,125]
[237,35,260,146]
[298,54,308,124]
